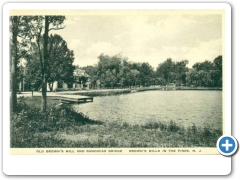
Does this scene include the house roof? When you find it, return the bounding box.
[73,69,90,78]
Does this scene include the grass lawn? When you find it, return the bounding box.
[10,96,222,148]
[22,96,60,108]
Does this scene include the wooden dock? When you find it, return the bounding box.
[59,95,93,104]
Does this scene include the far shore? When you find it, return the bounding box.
[16,86,222,97]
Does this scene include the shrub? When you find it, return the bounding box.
[168,120,180,132]
[10,97,102,147]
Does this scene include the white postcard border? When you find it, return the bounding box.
[3,2,231,175]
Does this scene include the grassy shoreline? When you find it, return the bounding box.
[10,96,222,148]
[57,89,132,97]
[56,86,222,97]
[18,86,222,98]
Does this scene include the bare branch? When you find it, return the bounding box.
[17,34,32,41]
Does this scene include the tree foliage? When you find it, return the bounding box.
[186,56,222,87]
[34,15,66,111]
[47,34,74,90]
[10,16,36,112]
[156,58,189,85]
[10,15,66,112]
[25,34,74,91]
[80,54,222,89]
[81,54,154,88]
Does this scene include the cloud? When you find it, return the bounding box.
[64,16,78,25]
[58,13,222,68]
[122,38,222,69]
[68,39,82,49]
[119,14,222,68]
[86,42,121,55]
[72,42,122,67]
[183,38,222,67]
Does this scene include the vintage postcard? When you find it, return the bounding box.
[3,2,232,175]
[8,7,226,155]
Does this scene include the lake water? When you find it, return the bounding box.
[73,91,222,129]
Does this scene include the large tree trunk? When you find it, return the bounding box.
[10,16,19,113]
[41,16,49,112]
[41,74,47,112]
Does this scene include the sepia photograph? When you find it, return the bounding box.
[9,9,224,153]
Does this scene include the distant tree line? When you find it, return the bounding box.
[80,54,222,89]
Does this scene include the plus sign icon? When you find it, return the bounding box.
[217,135,238,156]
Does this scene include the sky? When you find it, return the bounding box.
[52,10,223,69]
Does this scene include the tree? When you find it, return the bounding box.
[192,60,214,72]
[97,54,122,88]
[24,42,42,91]
[213,55,222,87]
[25,34,74,92]
[81,65,97,77]
[12,16,66,111]
[47,34,74,91]
[186,56,222,87]
[10,16,32,112]
[174,60,189,85]
[34,16,66,112]
[119,60,131,88]
[129,69,140,87]
[156,58,189,85]
[139,62,154,86]
[156,58,174,84]
[10,16,19,112]
[186,69,199,86]
[101,70,116,88]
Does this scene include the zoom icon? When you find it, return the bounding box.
[217,135,238,156]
